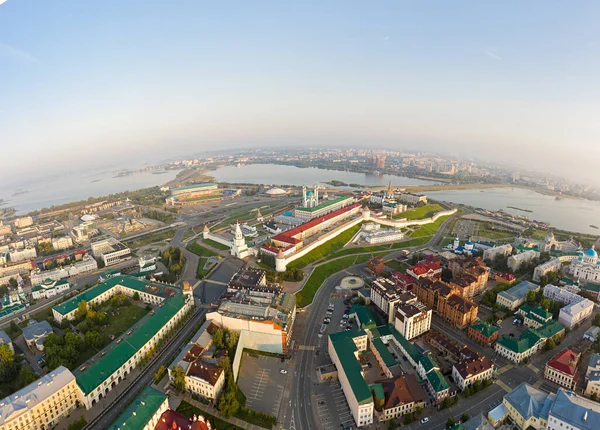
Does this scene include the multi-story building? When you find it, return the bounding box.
[51,236,73,251]
[29,255,98,286]
[328,330,374,427]
[544,348,581,390]
[391,272,416,291]
[396,193,427,205]
[373,374,427,422]
[494,321,565,363]
[206,291,296,354]
[496,281,540,310]
[483,244,513,262]
[406,260,442,280]
[0,366,81,430]
[439,294,478,329]
[533,258,562,282]
[370,277,413,323]
[558,298,595,329]
[14,217,33,229]
[412,279,478,328]
[357,223,405,244]
[169,320,225,401]
[22,320,53,351]
[294,195,355,221]
[585,354,600,397]
[570,247,600,284]
[543,284,585,305]
[448,274,480,300]
[425,330,478,364]
[497,382,554,430]
[71,221,98,243]
[394,302,431,340]
[516,304,553,329]
[227,268,276,296]
[468,322,499,345]
[91,238,131,266]
[8,247,37,263]
[508,250,538,272]
[452,356,495,391]
[448,256,489,296]
[108,386,170,430]
[31,278,70,300]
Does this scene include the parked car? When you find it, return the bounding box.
[420,417,429,424]
[280,369,288,374]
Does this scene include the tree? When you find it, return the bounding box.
[461,413,470,423]
[414,406,423,417]
[540,298,551,311]
[133,292,140,301]
[8,320,20,336]
[446,418,455,428]
[74,300,88,319]
[17,366,38,387]
[65,331,84,351]
[594,312,600,327]
[8,278,17,288]
[217,386,240,417]
[172,366,186,392]
[67,416,87,430]
[85,331,104,349]
[591,392,598,402]
[0,343,14,365]
[526,290,537,305]
[545,338,556,351]
[213,329,224,351]
[154,365,167,384]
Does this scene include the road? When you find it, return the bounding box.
[287,212,461,430]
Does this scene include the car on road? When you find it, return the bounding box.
[280,369,288,374]
[402,355,407,361]
[420,417,429,424]
[318,333,323,338]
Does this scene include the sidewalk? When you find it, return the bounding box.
[181,395,268,430]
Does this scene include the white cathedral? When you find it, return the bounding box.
[570,245,600,283]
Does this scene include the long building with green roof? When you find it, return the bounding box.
[54,275,194,409]
[495,320,565,363]
[328,329,374,427]
[108,386,169,430]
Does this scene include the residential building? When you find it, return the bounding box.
[412,279,478,328]
[169,320,226,401]
[371,277,413,323]
[22,320,53,351]
[448,256,489,296]
[558,298,595,329]
[483,244,513,262]
[543,284,585,305]
[108,386,169,430]
[0,330,13,352]
[546,388,600,430]
[368,256,386,276]
[544,348,581,390]
[586,353,600,378]
[374,374,427,422]
[494,321,565,363]
[153,409,211,430]
[406,260,442,280]
[585,371,600,397]
[328,330,374,427]
[0,366,81,430]
[29,255,98,286]
[394,302,431,340]
[391,272,416,291]
[517,304,553,329]
[508,250,538,272]
[584,326,600,342]
[91,238,131,266]
[31,278,70,300]
[426,330,478,364]
[440,294,478,329]
[500,382,555,430]
[533,258,562,282]
[8,247,36,263]
[452,356,495,391]
[468,322,499,345]
[51,235,73,251]
[206,291,296,354]
[496,281,540,310]
[448,274,481,300]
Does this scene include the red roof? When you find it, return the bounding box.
[392,272,415,286]
[261,244,294,254]
[74,249,87,255]
[154,410,209,430]
[496,272,516,281]
[270,203,361,246]
[408,261,441,277]
[547,348,580,376]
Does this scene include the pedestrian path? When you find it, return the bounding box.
[527,363,540,373]
[496,364,514,375]
[495,379,512,392]
[183,396,264,430]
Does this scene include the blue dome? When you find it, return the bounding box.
[466,240,473,245]
[585,248,597,258]
[306,191,314,196]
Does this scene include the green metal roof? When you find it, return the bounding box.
[581,283,600,293]
[295,195,352,212]
[372,338,396,368]
[329,329,372,405]
[497,334,537,354]
[419,353,438,374]
[108,386,167,430]
[171,183,217,191]
[351,305,380,330]
[76,293,186,395]
[53,276,172,316]
[369,324,393,340]
[369,383,385,402]
[519,304,552,324]
[469,322,498,338]
[390,325,423,364]
[532,321,565,339]
[427,369,450,393]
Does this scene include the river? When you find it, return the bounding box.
[427,187,600,235]
[209,163,439,187]
[0,168,179,214]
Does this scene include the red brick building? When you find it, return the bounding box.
[468,322,499,345]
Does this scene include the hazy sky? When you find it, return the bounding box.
[2,1,600,185]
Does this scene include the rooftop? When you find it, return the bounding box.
[329,330,372,405]
[498,281,540,303]
[454,356,494,379]
[379,373,427,410]
[296,195,353,212]
[549,388,600,430]
[504,382,554,423]
[547,348,580,377]
[469,322,498,338]
[108,386,167,430]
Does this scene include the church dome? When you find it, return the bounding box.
[585,247,598,258]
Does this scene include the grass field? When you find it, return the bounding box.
[477,223,517,240]
[296,256,357,307]
[125,230,175,248]
[103,304,149,339]
[287,224,362,269]
[385,260,408,272]
[410,216,450,238]
[203,238,231,250]
[394,203,443,220]
[177,401,243,430]
[187,242,219,258]
[197,258,218,279]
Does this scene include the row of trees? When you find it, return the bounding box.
[0,344,38,394]
[143,210,176,223]
[161,246,186,282]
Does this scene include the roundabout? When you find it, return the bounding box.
[336,276,365,291]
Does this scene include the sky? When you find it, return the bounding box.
[1,1,600,186]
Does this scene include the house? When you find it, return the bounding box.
[494,321,565,363]
[373,374,428,422]
[452,356,495,391]
[516,304,552,329]
[558,298,595,329]
[406,260,442,280]
[468,322,499,345]
[544,348,581,390]
[583,326,600,342]
[496,281,540,310]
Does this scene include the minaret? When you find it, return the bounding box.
[314,184,319,205]
[302,185,307,207]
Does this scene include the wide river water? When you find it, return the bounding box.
[209,163,438,187]
[428,187,600,235]
[0,168,179,214]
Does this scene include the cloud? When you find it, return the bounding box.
[0,42,40,64]
[0,0,8,6]
[483,49,501,60]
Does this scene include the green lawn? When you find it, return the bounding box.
[187,242,219,258]
[385,260,408,272]
[125,230,175,248]
[410,215,450,237]
[176,401,243,430]
[287,224,362,269]
[32,307,54,322]
[296,256,357,307]
[197,258,218,279]
[394,203,443,220]
[203,238,231,251]
[103,304,149,339]
[477,223,517,240]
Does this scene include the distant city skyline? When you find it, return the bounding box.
[2,1,600,186]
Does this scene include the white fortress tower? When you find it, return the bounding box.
[275,249,286,272]
[231,222,250,259]
[203,224,210,239]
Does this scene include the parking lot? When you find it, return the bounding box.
[236,353,290,417]
[315,380,355,429]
